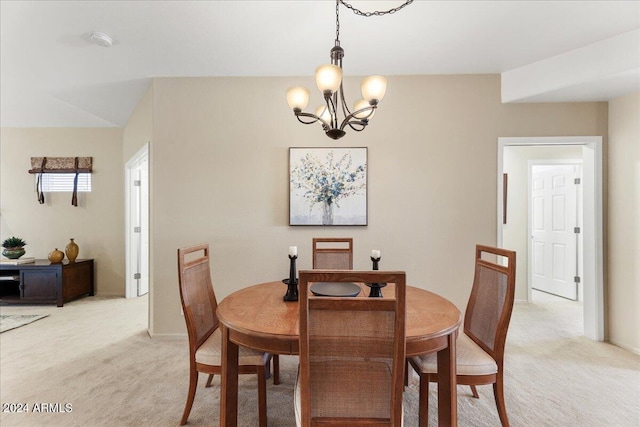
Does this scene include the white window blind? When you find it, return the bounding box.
[40,173,92,192]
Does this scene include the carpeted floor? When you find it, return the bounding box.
[0,294,638,426]
[0,314,49,333]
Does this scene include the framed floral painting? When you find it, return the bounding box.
[289,147,367,226]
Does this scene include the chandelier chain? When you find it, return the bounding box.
[336,0,340,41]
[336,0,413,41]
[339,0,414,17]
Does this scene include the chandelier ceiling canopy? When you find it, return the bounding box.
[286,0,413,140]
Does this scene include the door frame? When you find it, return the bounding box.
[125,143,149,299]
[497,136,604,341]
[528,160,583,302]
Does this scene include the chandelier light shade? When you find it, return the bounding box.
[315,64,343,94]
[316,105,331,125]
[361,75,387,103]
[285,0,412,140]
[286,86,310,111]
[353,98,375,120]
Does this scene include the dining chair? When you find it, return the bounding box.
[177,243,279,427]
[408,244,516,427]
[312,237,353,269]
[295,269,406,426]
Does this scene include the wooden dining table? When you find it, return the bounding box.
[217,280,462,426]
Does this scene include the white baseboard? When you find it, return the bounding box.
[609,339,640,356]
[148,332,187,341]
[93,291,126,297]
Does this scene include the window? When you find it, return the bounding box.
[40,173,92,192]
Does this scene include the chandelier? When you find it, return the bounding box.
[286,0,413,140]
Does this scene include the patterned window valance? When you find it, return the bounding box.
[29,157,93,206]
[29,157,92,173]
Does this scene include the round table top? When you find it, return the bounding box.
[217,281,462,357]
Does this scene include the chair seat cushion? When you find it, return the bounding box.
[410,332,498,376]
[195,328,266,366]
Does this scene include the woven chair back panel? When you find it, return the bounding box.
[310,360,392,419]
[308,307,395,419]
[309,309,394,337]
[466,264,507,352]
[313,252,352,269]
[309,309,395,359]
[182,263,218,345]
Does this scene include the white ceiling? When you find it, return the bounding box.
[1,1,639,128]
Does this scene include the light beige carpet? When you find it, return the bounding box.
[0,294,638,426]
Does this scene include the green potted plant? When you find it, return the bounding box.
[2,237,27,259]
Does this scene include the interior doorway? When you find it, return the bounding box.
[498,137,604,341]
[125,143,149,299]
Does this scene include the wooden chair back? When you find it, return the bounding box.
[464,245,516,365]
[312,238,353,270]
[298,270,406,426]
[177,243,219,355]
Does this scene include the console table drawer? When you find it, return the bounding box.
[21,269,59,301]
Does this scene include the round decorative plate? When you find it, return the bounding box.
[310,282,361,297]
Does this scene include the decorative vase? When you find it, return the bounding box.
[48,248,64,263]
[65,238,79,262]
[2,247,25,259]
[322,201,334,225]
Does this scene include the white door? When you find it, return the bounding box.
[530,164,580,300]
[126,144,149,298]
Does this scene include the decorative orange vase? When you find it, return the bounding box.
[65,238,79,262]
[48,248,64,263]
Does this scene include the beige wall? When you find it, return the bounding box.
[123,85,152,162]
[608,91,640,354]
[503,145,584,302]
[0,128,125,295]
[150,74,608,336]
[1,76,634,352]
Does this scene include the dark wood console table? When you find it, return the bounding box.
[0,259,94,307]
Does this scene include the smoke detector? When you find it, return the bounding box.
[90,32,113,47]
